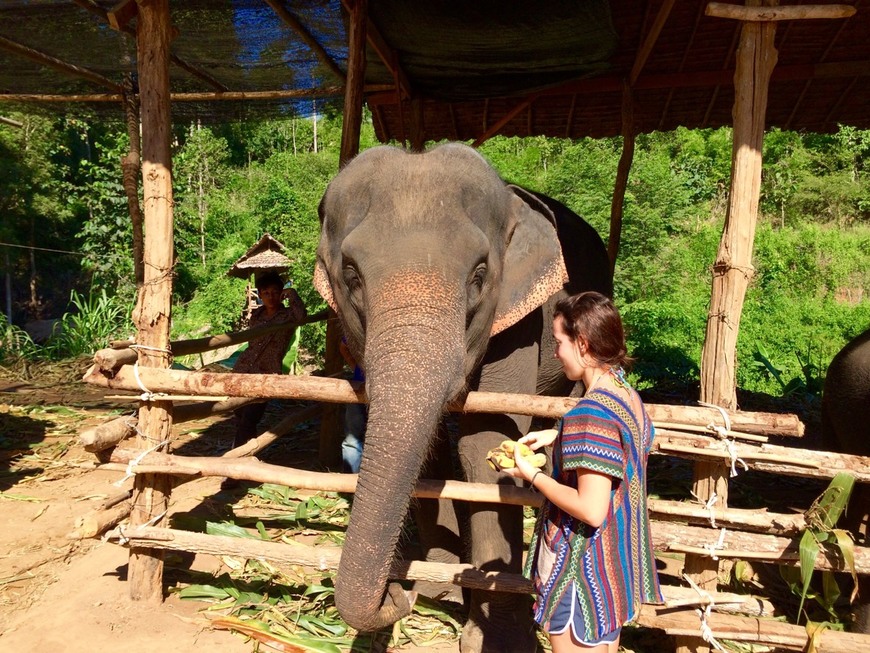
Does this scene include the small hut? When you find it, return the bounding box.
[228,233,293,326]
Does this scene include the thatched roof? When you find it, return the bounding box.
[0,1,866,140]
[227,233,292,279]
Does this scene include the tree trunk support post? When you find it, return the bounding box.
[319,0,368,468]
[128,0,175,604]
[689,2,850,651]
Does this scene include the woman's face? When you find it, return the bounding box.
[259,285,283,310]
[553,316,585,381]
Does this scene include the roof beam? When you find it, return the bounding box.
[705,3,857,21]
[0,35,124,93]
[71,0,229,92]
[629,0,676,85]
[0,85,396,104]
[263,0,347,83]
[365,58,870,110]
[472,95,537,147]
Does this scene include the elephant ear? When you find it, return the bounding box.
[490,186,568,336]
[313,259,337,312]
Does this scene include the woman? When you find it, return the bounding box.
[502,291,661,652]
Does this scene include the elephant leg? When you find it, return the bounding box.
[843,484,870,633]
[409,423,465,603]
[457,313,541,653]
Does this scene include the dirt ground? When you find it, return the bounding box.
[0,360,475,653]
[0,360,831,652]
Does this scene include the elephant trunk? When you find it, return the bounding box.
[335,273,465,632]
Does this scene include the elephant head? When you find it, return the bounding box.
[313,143,567,631]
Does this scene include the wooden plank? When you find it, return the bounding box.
[706,3,857,21]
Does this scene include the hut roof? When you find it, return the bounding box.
[0,1,866,140]
[227,233,292,279]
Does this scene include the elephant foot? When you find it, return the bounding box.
[459,592,539,653]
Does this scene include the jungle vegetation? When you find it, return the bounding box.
[1,108,868,399]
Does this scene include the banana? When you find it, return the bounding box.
[486,440,547,471]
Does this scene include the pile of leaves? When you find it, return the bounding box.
[172,484,464,652]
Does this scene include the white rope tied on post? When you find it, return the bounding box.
[691,490,719,528]
[704,527,727,561]
[108,509,168,545]
[682,573,727,652]
[113,439,170,487]
[699,400,748,477]
[129,344,173,402]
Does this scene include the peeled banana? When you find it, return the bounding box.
[486,440,547,471]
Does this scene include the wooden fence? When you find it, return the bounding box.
[76,324,870,652]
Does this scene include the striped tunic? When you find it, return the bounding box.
[524,386,662,641]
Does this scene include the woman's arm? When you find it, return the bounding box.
[532,469,612,527]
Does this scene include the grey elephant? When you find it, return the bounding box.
[313,143,612,652]
[821,326,870,632]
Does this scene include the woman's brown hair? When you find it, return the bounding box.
[553,291,631,369]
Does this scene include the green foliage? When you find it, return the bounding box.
[780,473,856,625]
[43,288,131,359]
[0,313,39,362]
[72,130,136,299]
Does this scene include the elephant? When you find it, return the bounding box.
[313,142,612,652]
[821,326,870,632]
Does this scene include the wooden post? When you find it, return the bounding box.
[607,81,635,277]
[687,2,778,651]
[128,0,175,603]
[319,0,368,468]
[121,73,144,287]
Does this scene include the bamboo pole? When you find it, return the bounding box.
[81,365,805,438]
[102,526,870,652]
[128,0,174,603]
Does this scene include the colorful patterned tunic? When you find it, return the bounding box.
[523,385,662,641]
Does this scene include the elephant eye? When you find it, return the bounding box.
[467,263,487,309]
[342,264,363,307]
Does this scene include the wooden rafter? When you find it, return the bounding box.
[659,1,707,130]
[357,7,413,100]
[0,85,392,104]
[785,2,857,128]
[264,0,346,83]
[472,95,537,147]
[71,0,229,92]
[629,0,677,85]
[0,35,123,92]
